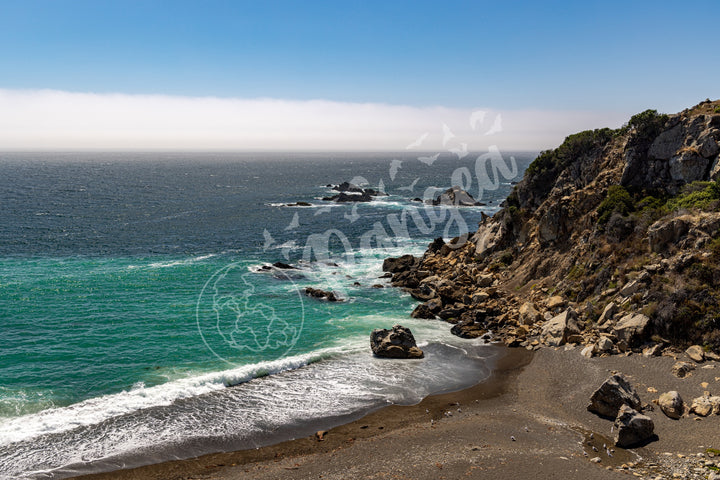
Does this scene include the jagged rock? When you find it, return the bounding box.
[642,344,663,357]
[685,345,705,363]
[672,361,696,378]
[619,280,640,297]
[658,391,684,419]
[581,344,596,358]
[323,191,373,202]
[450,319,487,339]
[546,296,566,310]
[471,290,490,304]
[587,374,642,418]
[272,261,297,269]
[433,186,482,207]
[648,123,684,160]
[471,220,507,261]
[706,350,720,361]
[437,306,466,321]
[598,302,617,325]
[698,130,720,158]
[408,285,436,302]
[427,237,445,254]
[541,308,580,346]
[411,303,436,319]
[370,325,424,359]
[304,287,341,302]
[476,274,494,287]
[614,405,655,448]
[597,336,614,352]
[382,255,418,274]
[612,313,650,346]
[648,218,690,252]
[690,395,715,417]
[519,302,542,326]
[669,150,709,183]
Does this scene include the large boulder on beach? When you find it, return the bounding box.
[587,374,641,418]
[690,395,720,416]
[658,391,684,419]
[614,405,655,448]
[370,325,424,359]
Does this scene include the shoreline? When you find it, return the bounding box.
[68,345,720,480]
[66,345,529,480]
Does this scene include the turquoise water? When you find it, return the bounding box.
[0,152,532,478]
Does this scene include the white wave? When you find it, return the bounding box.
[0,330,495,480]
[0,351,337,446]
[127,254,217,270]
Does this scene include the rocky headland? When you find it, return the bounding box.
[383,100,720,460]
[388,99,720,361]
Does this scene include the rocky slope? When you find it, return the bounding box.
[387,99,720,359]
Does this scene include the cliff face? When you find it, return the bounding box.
[389,99,720,355]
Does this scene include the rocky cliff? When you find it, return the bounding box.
[389,99,720,357]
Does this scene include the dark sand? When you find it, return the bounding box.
[70,345,720,480]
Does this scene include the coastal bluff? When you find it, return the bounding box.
[387,99,720,361]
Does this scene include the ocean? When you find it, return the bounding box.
[0,150,533,479]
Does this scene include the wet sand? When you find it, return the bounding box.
[70,345,720,480]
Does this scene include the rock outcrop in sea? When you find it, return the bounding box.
[323,181,387,202]
[386,99,720,360]
[370,325,424,359]
[429,186,484,206]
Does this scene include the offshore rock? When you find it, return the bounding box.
[370,325,424,359]
[587,374,642,418]
[304,287,341,302]
[432,186,482,207]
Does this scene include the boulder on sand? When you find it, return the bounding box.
[370,325,424,359]
[658,391,684,419]
[614,405,655,448]
[587,373,641,418]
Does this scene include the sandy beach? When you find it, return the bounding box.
[69,344,720,480]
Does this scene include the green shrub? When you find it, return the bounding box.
[667,181,720,211]
[628,109,668,140]
[499,250,514,265]
[525,128,614,178]
[597,185,634,225]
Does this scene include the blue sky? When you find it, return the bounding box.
[1,0,719,149]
